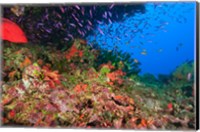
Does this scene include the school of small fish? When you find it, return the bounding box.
[86,2,193,56]
[4,3,194,55]
[3,4,144,45]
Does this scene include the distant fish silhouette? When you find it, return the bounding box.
[141,51,147,55]
[134,59,139,63]
[187,72,192,81]
[176,45,180,51]
[176,43,184,51]
[157,49,163,53]
[59,6,65,13]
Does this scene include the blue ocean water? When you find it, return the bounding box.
[86,2,196,77]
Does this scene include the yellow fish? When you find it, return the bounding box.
[11,5,25,17]
[134,59,139,63]
[141,51,147,55]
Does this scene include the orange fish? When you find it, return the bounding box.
[1,18,28,43]
[9,110,16,118]
[167,103,173,110]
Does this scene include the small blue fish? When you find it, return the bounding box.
[93,6,96,10]
[64,37,69,41]
[98,27,104,35]
[108,34,112,38]
[44,14,49,20]
[72,14,79,22]
[46,29,52,33]
[123,13,128,18]
[81,31,85,36]
[17,17,23,23]
[78,22,83,27]
[102,42,106,45]
[87,20,92,26]
[116,14,119,19]
[116,36,121,40]
[86,26,90,31]
[109,4,115,9]
[103,12,107,19]
[81,8,85,15]
[105,12,107,18]
[108,19,112,24]
[56,13,62,19]
[59,7,65,13]
[97,20,103,24]
[89,9,93,18]
[54,23,59,28]
[74,5,80,10]
[108,11,112,17]
[58,22,62,27]
[82,31,86,36]
[37,23,44,27]
[77,29,82,35]
[125,34,128,37]
[162,22,169,25]
[133,29,138,33]
[70,23,76,28]
[68,34,74,39]
[140,35,145,38]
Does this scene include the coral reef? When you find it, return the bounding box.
[1,40,195,129]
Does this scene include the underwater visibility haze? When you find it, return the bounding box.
[1,2,197,130]
[86,2,196,77]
